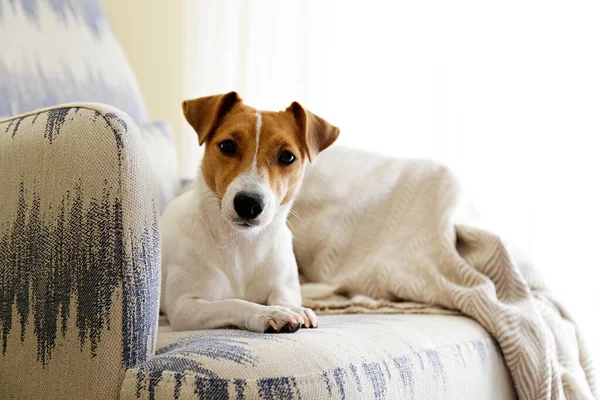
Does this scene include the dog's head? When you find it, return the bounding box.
[183,91,339,231]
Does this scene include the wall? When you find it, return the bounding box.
[102,0,189,176]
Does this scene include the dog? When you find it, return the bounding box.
[160,92,339,333]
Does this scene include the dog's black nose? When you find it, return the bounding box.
[233,193,264,220]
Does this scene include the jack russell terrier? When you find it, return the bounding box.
[160,92,339,333]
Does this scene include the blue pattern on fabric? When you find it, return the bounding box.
[0,183,158,366]
[0,0,105,36]
[135,369,145,398]
[453,344,467,368]
[349,363,362,392]
[0,0,149,123]
[173,372,184,400]
[147,371,163,400]
[157,330,280,365]
[4,107,104,144]
[472,339,487,362]
[0,109,160,369]
[0,59,148,123]
[321,371,333,397]
[127,335,505,399]
[332,367,348,400]
[362,362,388,400]
[195,377,230,400]
[393,356,415,398]
[5,116,25,138]
[0,181,159,366]
[425,350,447,390]
[234,378,246,400]
[257,376,299,400]
[44,107,71,143]
[133,331,285,398]
[382,360,392,380]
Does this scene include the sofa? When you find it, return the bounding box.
[0,1,517,398]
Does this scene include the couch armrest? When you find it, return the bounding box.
[0,104,160,399]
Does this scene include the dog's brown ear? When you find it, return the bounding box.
[286,101,340,162]
[182,92,241,146]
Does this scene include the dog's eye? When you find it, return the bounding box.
[218,140,237,155]
[278,151,296,165]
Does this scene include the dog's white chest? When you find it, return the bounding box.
[219,245,275,304]
[162,206,287,304]
[160,181,299,315]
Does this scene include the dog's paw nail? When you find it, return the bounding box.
[264,320,280,333]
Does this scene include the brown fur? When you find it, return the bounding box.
[182,92,340,207]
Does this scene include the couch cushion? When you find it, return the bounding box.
[122,314,516,400]
[138,121,179,213]
[0,0,148,123]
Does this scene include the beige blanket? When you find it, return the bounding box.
[293,147,597,400]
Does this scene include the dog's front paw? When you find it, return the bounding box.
[290,307,319,329]
[248,306,304,334]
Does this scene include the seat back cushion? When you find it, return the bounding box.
[139,121,180,213]
[0,0,148,123]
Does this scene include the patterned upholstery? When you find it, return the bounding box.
[123,314,516,400]
[0,0,180,211]
[0,104,160,399]
[0,0,147,122]
[0,3,177,398]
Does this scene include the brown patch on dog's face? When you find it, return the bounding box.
[254,111,307,204]
[200,103,259,198]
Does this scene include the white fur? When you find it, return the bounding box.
[252,111,262,171]
[160,112,318,332]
